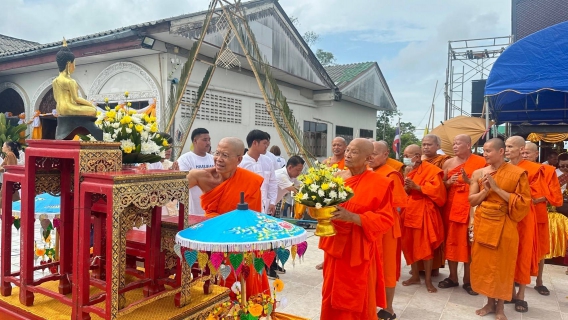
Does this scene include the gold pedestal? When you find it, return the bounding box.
[307,207,337,237]
[294,203,306,220]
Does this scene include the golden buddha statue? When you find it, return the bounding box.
[52,39,96,117]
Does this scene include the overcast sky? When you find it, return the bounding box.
[1,0,511,133]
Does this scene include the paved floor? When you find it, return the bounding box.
[4,222,568,319]
[278,232,568,320]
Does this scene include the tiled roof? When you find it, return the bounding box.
[324,62,375,87]
[0,20,169,58]
[0,35,39,54]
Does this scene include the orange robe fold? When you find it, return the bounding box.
[470,163,530,300]
[416,154,452,270]
[374,164,407,287]
[200,168,269,298]
[515,160,543,283]
[325,157,345,169]
[539,164,563,259]
[401,161,446,265]
[320,170,394,320]
[443,155,486,263]
[386,158,404,175]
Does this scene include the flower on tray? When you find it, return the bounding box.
[82,91,168,164]
[293,161,353,208]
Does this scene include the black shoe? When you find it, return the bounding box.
[267,270,279,279]
[275,265,286,274]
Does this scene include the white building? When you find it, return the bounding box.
[0,0,396,158]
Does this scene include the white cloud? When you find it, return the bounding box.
[1,0,511,133]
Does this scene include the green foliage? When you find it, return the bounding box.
[303,31,319,47]
[316,49,336,67]
[376,110,421,158]
[0,114,27,156]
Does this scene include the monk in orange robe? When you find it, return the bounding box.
[522,141,563,296]
[187,137,269,298]
[323,136,347,169]
[369,141,406,320]
[418,134,451,275]
[438,134,485,295]
[469,138,530,320]
[400,144,446,293]
[320,139,394,320]
[505,136,541,313]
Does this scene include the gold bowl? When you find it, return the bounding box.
[307,206,337,237]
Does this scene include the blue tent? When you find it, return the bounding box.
[485,21,568,125]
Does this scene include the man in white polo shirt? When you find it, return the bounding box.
[275,155,305,217]
[176,128,214,216]
[239,130,278,215]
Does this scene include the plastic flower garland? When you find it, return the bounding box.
[88,92,168,164]
[294,161,353,209]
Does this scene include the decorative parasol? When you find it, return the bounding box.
[175,193,309,319]
[430,116,494,156]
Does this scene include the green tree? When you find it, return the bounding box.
[316,49,336,67]
[376,110,420,158]
[289,16,335,66]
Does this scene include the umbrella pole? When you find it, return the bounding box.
[240,274,247,306]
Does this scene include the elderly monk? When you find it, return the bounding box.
[369,141,407,320]
[418,134,451,275]
[323,137,347,169]
[320,138,394,320]
[522,142,563,296]
[400,144,446,293]
[505,136,542,313]
[186,137,269,298]
[438,134,486,294]
[469,138,530,320]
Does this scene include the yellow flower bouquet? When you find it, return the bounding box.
[293,161,353,236]
[82,92,169,164]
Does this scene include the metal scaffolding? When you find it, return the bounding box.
[444,36,512,120]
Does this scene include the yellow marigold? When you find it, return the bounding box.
[128,108,136,115]
[135,124,144,133]
[345,186,353,193]
[106,110,116,119]
[115,105,121,111]
[120,115,132,125]
[144,115,151,123]
[127,102,132,107]
[332,163,338,169]
[128,123,133,128]
[104,97,109,103]
[124,91,129,98]
[248,303,263,317]
[149,116,157,122]
[150,124,158,133]
[321,183,329,191]
[273,279,284,292]
[123,146,133,154]
[162,139,169,147]
[304,177,313,185]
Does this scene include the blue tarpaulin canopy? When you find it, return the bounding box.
[485,21,568,125]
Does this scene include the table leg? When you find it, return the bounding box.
[58,158,73,295]
[19,158,36,306]
[144,206,165,297]
[175,202,191,307]
[1,181,14,296]
[74,190,92,320]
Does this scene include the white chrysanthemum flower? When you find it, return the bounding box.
[141,141,160,155]
[112,133,118,139]
[318,189,325,197]
[329,190,337,199]
[329,182,337,189]
[112,122,120,129]
[339,191,347,200]
[119,139,135,151]
[131,115,142,124]
[323,198,332,204]
[103,132,112,142]
[141,131,148,140]
[301,193,308,200]
[160,150,166,158]
[309,184,319,193]
[125,128,132,134]
[315,203,322,209]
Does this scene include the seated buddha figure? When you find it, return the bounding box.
[52,39,96,117]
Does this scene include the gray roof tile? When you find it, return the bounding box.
[0,35,39,54]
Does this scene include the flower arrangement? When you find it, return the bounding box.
[85,92,169,164]
[207,280,286,319]
[294,161,353,208]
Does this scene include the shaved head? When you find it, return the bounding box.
[404,144,422,156]
[454,134,472,145]
[522,141,539,162]
[486,138,505,150]
[483,138,506,166]
[218,137,245,156]
[332,136,348,158]
[505,136,525,162]
[344,138,374,171]
[422,134,441,157]
[369,141,389,169]
[453,134,472,158]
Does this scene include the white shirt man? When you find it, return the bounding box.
[265,150,281,171]
[239,153,277,214]
[175,128,214,216]
[178,151,214,216]
[275,167,299,204]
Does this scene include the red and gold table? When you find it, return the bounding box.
[77,170,190,320]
